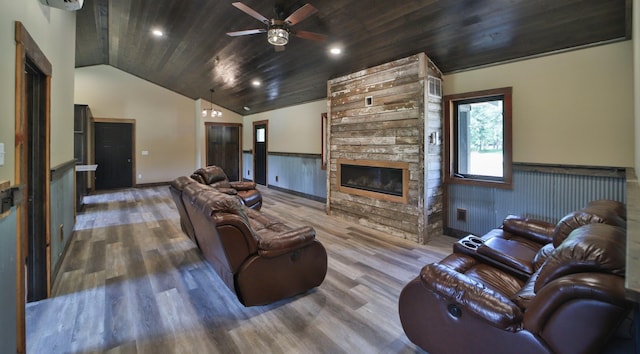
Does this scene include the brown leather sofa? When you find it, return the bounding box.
[169,175,198,243]
[399,208,631,353]
[191,165,263,210]
[170,176,327,306]
[453,200,626,279]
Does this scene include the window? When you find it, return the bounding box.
[444,87,512,188]
[256,127,265,143]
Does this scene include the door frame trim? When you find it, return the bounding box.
[15,21,52,354]
[252,120,268,186]
[93,118,137,187]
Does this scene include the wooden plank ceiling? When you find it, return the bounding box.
[75,0,631,115]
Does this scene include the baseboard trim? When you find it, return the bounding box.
[135,181,170,188]
[267,185,326,203]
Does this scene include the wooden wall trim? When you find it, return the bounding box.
[269,151,321,159]
[93,117,135,124]
[513,162,626,178]
[50,159,76,180]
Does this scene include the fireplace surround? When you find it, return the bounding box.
[337,159,409,204]
[327,52,443,244]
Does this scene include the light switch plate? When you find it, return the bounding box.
[0,143,4,166]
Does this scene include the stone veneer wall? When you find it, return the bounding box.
[327,53,443,244]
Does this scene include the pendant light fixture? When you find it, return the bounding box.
[202,88,222,118]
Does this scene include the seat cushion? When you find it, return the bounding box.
[438,254,524,299]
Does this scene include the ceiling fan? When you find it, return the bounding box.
[226,2,326,51]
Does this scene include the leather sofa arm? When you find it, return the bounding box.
[421,263,523,331]
[257,226,316,258]
[523,273,629,333]
[229,181,257,191]
[502,215,555,244]
[214,187,238,195]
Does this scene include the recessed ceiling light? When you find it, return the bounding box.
[252,80,261,87]
[152,29,164,37]
[329,47,342,55]
[243,106,251,111]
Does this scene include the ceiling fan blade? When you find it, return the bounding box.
[226,29,267,37]
[292,30,327,42]
[284,4,318,26]
[232,2,270,24]
[274,45,285,52]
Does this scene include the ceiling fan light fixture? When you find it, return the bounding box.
[267,27,289,46]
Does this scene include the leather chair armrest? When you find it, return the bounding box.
[523,273,629,333]
[229,181,257,191]
[257,226,316,258]
[502,215,555,244]
[421,263,523,331]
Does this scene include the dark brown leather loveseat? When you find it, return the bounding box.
[399,202,631,354]
[191,165,263,210]
[170,176,327,306]
[453,200,626,279]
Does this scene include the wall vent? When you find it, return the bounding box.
[428,76,442,98]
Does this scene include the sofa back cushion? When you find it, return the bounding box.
[552,205,625,247]
[534,223,626,292]
[192,166,232,188]
[586,199,626,220]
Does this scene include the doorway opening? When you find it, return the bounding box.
[25,58,48,302]
[94,120,135,190]
[253,121,268,186]
[206,123,242,181]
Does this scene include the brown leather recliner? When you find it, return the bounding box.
[398,222,632,354]
[454,200,626,279]
[191,165,263,210]
[174,177,327,306]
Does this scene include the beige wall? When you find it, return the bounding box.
[74,65,238,183]
[444,41,634,168]
[0,1,76,182]
[242,100,327,153]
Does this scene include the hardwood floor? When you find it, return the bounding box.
[26,186,456,353]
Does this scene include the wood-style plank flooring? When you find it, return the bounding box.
[26,186,456,353]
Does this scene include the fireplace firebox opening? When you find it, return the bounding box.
[337,159,409,204]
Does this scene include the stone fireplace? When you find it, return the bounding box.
[327,53,443,244]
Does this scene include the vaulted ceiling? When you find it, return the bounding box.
[75,0,631,115]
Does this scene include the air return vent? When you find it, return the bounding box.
[428,76,442,98]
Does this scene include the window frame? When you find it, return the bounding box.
[444,87,513,189]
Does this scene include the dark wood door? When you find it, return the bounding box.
[25,59,47,302]
[95,122,133,190]
[206,123,241,181]
[253,122,267,185]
